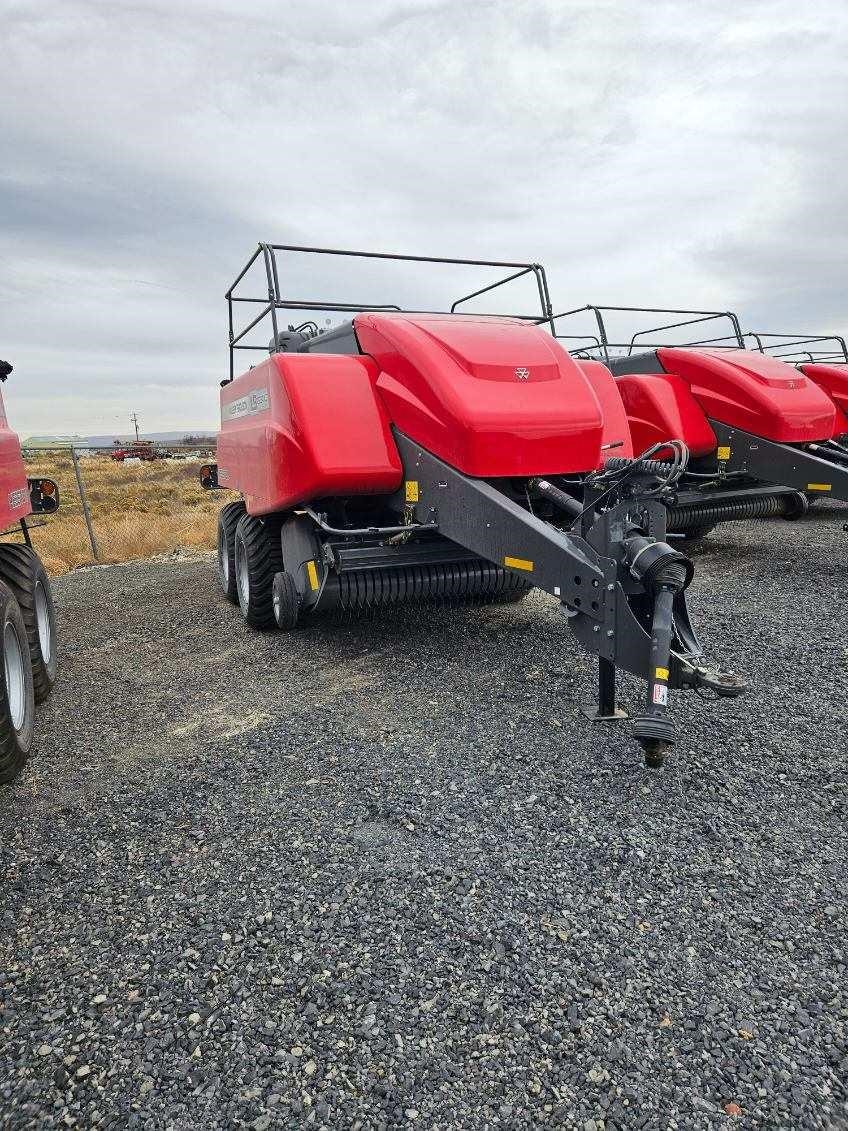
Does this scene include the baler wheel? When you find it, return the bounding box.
[677,523,716,547]
[0,580,36,784]
[272,571,300,630]
[233,514,284,630]
[492,581,532,603]
[0,545,57,703]
[217,501,246,603]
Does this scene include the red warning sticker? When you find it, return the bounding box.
[652,683,668,706]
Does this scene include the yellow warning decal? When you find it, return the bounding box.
[717,446,731,461]
[655,666,669,681]
[806,483,832,491]
[504,556,534,572]
[306,560,320,591]
[405,480,420,503]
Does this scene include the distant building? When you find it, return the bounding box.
[21,435,87,448]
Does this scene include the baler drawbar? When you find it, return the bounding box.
[203,244,745,766]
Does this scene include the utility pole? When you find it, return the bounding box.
[131,412,140,441]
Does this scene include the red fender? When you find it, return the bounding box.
[575,360,634,462]
[614,371,717,458]
[798,363,848,436]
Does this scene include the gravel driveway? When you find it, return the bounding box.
[1,507,846,1129]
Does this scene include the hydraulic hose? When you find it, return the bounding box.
[529,478,583,518]
[603,456,675,476]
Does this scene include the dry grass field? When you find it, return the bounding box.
[20,452,232,574]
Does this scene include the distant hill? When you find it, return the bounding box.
[22,431,216,449]
[22,434,88,448]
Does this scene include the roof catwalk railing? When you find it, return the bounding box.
[225,242,555,381]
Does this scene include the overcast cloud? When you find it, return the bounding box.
[2,0,847,435]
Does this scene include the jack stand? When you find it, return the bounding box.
[581,657,629,722]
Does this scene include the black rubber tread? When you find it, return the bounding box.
[0,579,36,784]
[677,523,717,546]
[491,582,533,604]
[217,501,246,603]
[234,513,284,629]
[0,544,57,703]
[272,571,300,630]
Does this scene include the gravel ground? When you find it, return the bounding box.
[1,506,846,1130]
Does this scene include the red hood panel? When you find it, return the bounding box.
[798,363,848,435]
[355,313,605,476]
[658,347,836,442]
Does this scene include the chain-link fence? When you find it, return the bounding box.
[18,445,235,575]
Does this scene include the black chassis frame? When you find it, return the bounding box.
[391,432,677,676]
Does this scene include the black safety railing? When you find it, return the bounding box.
[225,243,555,381]
[547,305,746,364]
[746,332,848,365]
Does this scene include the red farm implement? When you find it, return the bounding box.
[548,305,848,538]
[201,244,746,767]
[0,360,60,783]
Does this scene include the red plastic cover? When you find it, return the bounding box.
[658,348,836,443]
[356,313,605,476]
[217,353,402,515]
[798,364,848,436]
[614,371,716,457]
[0,389,31,529]
[575,360,634,461]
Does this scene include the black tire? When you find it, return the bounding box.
[493,583,533,604]
[233,513,284,629]
[0,580,36,784]
[0,545,57,703]
[677,523,717,546]
[272,571,301,629]
[217,501,246,603]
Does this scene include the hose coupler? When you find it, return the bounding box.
[624,535,694,592]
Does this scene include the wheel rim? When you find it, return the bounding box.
[272,584,281,621]
[236,537,250,607]
[4,619,26,732]
[218,525,229,589]
[34,581,52,664]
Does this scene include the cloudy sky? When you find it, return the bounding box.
[3,0,847,435]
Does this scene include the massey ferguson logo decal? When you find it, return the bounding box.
[222,387,270,421]
[8,488,26,510]
[514,367,530,381]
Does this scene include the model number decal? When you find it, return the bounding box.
[222,387,270,421]
[8,488,26,510]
